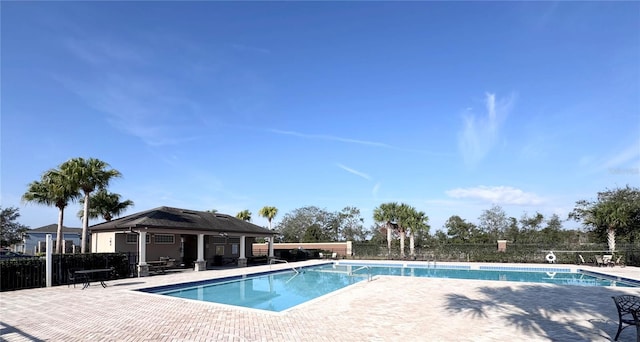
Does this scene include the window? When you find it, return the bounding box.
[154,234,175,244]
[212,237,226,244]
[125,234,150,244]
[125,234,137,244]
[232,244,239,255]
[215,245,224,255]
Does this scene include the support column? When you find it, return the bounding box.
[45,234,52,287]
[194,233,207,271]
[179,236,185,267]
[137,231,149,277]
[237,235,247,267]
[268,237,275,258]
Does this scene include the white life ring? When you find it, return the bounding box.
[546,252,556,263]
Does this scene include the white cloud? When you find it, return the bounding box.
[458,93,515,165]
[445,186,543,206]
[336,163,372,181]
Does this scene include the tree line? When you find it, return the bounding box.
[240,186,639,257]
[2,156,638,257]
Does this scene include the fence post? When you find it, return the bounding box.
[497,240,507,252]
[46,234,52,287]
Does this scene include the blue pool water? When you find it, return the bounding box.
[140,263,636,312]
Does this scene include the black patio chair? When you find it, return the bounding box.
[611,295,640,341]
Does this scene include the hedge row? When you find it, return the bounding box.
[351,242,640,266]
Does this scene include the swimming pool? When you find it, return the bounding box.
[139,263,637,312]
[143,267,362,312]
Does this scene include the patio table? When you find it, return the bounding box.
[74,268,112,289]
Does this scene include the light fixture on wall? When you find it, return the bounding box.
[219,232,228,237]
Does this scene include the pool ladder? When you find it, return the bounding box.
[349,265,373,282]
[269,258,299,274]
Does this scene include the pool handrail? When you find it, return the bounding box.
[349,265,373,282]
[269,258,299,274]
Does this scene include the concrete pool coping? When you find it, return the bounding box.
[2,260,640,341]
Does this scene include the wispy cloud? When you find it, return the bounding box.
[372,182,381,197]
[458,93,515,165]
[337,163,372,181]
[231,44,271,55]
[602,139,640,169]
[58,73,204,146]
[269,129,453,157]
[446,186,543,206]
[271,129,390,148]
[578,139,640,176]
[534,2,560,30]
[64,37,146,66]
[58,35,207,147]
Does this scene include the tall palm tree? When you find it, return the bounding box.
[259,206,278,230]
[236,209,252,222]
[396,203,418,257]
[406,209,429,258]
[22,169,80,253]
[373,202,400,257]
[61,158,121,253]
[78,189,134,222]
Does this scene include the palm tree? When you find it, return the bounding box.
[569,186,640,252]
[22,169,80,253]
[259,206,278,230]
[396,203,418,258]
[78,189,134,222]
[406,209,429,258]
[61,158,121,253]
[236,210,252,222]
[373,202,400,258]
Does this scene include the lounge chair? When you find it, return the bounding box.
[604,254,614,267]
[613,256,625,267]
[578,254,587,265]
[595,255,606,267]
[611,295,640,341]
[331,252,338,259]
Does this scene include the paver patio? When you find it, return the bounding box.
[1,261,639,341]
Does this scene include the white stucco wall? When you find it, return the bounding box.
[92,232,116,253]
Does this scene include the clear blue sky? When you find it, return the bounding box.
[2,2,639,233]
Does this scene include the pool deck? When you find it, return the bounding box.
[1,261,640,341]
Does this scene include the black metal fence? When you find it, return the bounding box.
[0,252,135,292]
